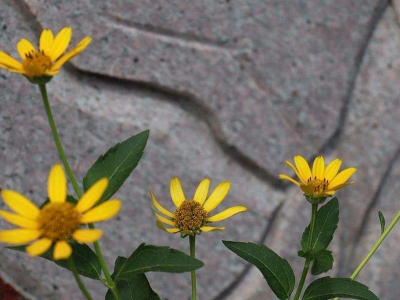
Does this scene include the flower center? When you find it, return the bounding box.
[301,176,329,197]
[174,200,208,233]
[22,50,52,77]
[37,202,80,241]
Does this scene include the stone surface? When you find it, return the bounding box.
[0,0,399,299]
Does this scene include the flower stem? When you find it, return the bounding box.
[38,84,120,299]
[293,203,318,300]
[67,257,94,300]
[189,235,197,300]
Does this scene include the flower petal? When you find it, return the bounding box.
[48,164,67,203]
[53,240,72,260]
[156,220,180,233]
[0,52,23,72]
[73,229,103,243]
[51,37,92,71]
[203,181,230,213]
[75,178,108,213]
[201,226,225,232]
[80,199,121,223]
[49,27,72,61]
[0,210,38,228]
[293,155,312,183]
[1,190,39,218]
[193,178,210,205]
[170,177,185,207]
[324,158,342,182]
[279,174,301,186]
[150,191,175,218]
[312,156,325,180]
[17,38,36,60]
[39,29,54,55]
[154,212,175,226]
[207,206,247,222]
[26,238,52,257]
[329,168,357,190]
[0,229,41,244]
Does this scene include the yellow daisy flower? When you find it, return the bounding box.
[0,164,121,260]
[0,27,91,80]
[279,155,357,203]
[151,177,247,236]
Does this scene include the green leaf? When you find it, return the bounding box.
[9,243,101,280]
[114,244,204,280]
[378,211,385,234]
[223,241,295,300]
[106,257,161,300]
[310,250,334,275]
[83,130,149,204]
[302,277,379,300]
[301,198,339,253]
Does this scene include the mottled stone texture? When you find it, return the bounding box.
[0,0,399,299]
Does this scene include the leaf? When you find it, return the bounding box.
[114,244,204,280]
[10,243,102,280]
[83,130,149,204]
[310,250,334,275]
[301,198,339,253]
[378,211,385,235]
[106,257,160,300]
[302,277,379,300]
[223,241,295,300]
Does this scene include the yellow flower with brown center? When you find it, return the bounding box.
[0,27,91,81]
[151,177,247,236]
[279,155,357,203]
[0,164,121,260]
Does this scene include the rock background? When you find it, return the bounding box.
[0,0,400,299]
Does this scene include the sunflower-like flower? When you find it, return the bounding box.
[279,155,357,203]
[0,164,121,260]
[0,27,91,83]
[151,177,247,237]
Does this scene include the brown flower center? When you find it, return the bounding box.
[37,202,80,241]
[22,50,52,77]
[174,200,208,234]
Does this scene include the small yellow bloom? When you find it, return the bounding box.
[0,164,121,260]
[0,27,91,80]
[151,177,247,236]
[279,155,357,202]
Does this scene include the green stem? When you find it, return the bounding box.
[38,84,121,300]
[189,235,197,300]
[67,257,94,300]
[293,203,318,300]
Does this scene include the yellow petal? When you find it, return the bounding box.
[0,210,38,228]
[156,220,180,233]
[80,199,121,223]
[75,178,108,213]
[312,156,325,180]
[1,190,39,218]
[279,174,301,186]
[207,206,247,222]
[329,168,357,190]
[0,52,23,71]
[26,238,52,257]
[48,164,67,203]
[154,212,176,226]
[73,229,103,243]
[193,178,210,205]
[203,181,230,213]
[39,29,54,55]
[150,191,175,218]
[324,158,342,182]
[0,229,41,244]
[17,38,36,60]
[49,27,72,61]
[293,155,312,183]
[51,37,92,71]
[53,240,72,260]
[201,226,225,232]
[170,177,185,207]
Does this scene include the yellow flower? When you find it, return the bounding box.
[279,155,357,202]
[0,164,121,260]
[0,27,91,79]
[151,177,247,236]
